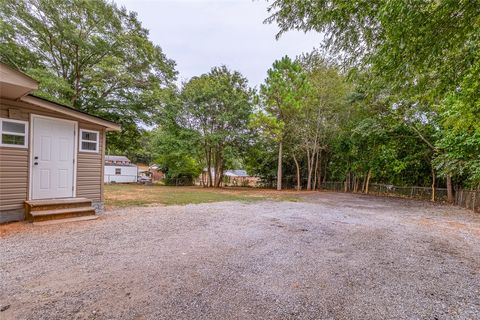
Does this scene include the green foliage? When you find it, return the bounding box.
[150,125,203,183]
[153,66,254,187]
[256,56,309,142]
[0,0,177,155]
[266,0,480,188]
[180,66,254,147]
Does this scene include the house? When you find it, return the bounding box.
[200,169,259,187]
[223,169,259,187]
[136,164,164,183]
[0,62,120,224]
[104,155,138,183]
[148,164,164,182]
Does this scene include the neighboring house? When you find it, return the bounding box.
[200,169,258,187]
[0,62,120,224]
[137,164,164,183]
[224,169,259,187]
[104,155,138,183]
[148,164,165,182]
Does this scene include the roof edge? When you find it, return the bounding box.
[21,95,121,131]
[0,62,39,90]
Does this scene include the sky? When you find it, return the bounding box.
[113,0,322,88]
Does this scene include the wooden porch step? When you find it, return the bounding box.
[25,198,92,211]
[24,197,96,223]
[33,215,98,226]
[30,207,96,222]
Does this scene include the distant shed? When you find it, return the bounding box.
[104,155,137,183]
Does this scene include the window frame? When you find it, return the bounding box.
[79,129,99,153]
[115,168,122,175]
[0,118,28,148]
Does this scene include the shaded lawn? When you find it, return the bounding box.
[104,184,304,208]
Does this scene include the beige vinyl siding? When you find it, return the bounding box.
[0,147,29,212]
[1,99,107,222]
[76,127,104,202]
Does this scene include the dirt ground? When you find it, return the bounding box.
[1,192,479,320]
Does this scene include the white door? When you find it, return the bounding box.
[31,116,76,199]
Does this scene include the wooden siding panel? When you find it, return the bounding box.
[0,147,28,213]
[1,204,24,211]
[76,126,103,202]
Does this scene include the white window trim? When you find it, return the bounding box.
[79,129,99,153]
[0,117,28,148]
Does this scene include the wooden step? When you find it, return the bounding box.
[24,198,96,223]
[33,215,98,226]
[25,198,92,211]
[30,207,96,222]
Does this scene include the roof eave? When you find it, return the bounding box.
[20,95,121,131]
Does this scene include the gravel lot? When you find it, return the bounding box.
[1,192,479,320]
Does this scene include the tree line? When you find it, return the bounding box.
[2,0,478,200]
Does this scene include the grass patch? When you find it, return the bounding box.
[104,184,303,208]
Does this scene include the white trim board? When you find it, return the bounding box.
[79,128,100,153]
[21,95,120,131]
[0,117,29,148]
[29,114,78,200]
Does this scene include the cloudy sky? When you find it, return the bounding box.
[113,0,322,87]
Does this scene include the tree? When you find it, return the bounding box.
[296,53,350,190]
[177,66,254,187]
[256,56,309,190]
[266,0,479,98]
[266,0,480,196]
[150,126,203,186]
[0,0,177,153]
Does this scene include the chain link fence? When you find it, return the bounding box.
[455,189,480,212]
[320,181,479,213]
[249,177,479,213]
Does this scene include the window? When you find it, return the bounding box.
[0,118,28,148]
[79,129,99,152]
[115,168,121,175]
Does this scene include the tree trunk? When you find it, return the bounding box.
[365,169,372,194]
[313,150,319,191]
[323,154,328,184]
[361,173,367,193]
[214,147,224,188]
[206,147,212,187]
[345,171,352,192]
[447,175,454,203]
[293,154,301,191]
[431,168,436,202]
[306,149,314,191]
[353,176,359,193]
[277,141,283,191]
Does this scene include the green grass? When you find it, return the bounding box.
[104,184,302,208]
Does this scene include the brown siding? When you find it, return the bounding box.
[0,147,28,213]
[1,99,107,222]
[76,126,104,202]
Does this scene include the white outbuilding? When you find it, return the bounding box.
[104,155,138,183]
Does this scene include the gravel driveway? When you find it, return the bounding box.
[1,192,479,320]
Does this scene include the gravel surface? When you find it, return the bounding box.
[1,192,479,320]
